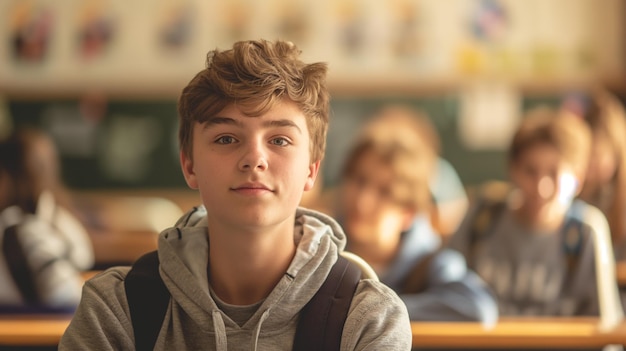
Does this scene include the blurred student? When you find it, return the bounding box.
[563,90,626,258]
[448,107,616,316]
[60,39,412,350]
[337,107,498,325]
[361,105,469,237]
[303,105,469,237]
[0,127,94,310]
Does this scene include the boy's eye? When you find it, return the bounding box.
[378,186,393,200]
[215,135,237,144]
[270,137,289,146]
[523,165,537,177]
[351,173,368,189]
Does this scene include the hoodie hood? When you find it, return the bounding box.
[156,206,347,350]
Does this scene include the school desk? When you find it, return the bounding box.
[0,314,71,346]
[2,315,625,348]
[411,317,626,349]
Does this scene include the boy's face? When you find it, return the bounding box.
[509,143,579,219]
[340,151,414,247]
[180,99,320,231]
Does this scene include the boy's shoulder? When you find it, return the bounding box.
[351,276,410,319]
[84,266,132,290]
[343,278,412,348]
[77,266,133,316]
[567,199,604,222]
[565,199,609,236]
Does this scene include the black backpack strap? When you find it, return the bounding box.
[293,255,362,351]
[2,224,40,304]
[124,250,170,351]
[125,252,361,351]
[467,199,507,266]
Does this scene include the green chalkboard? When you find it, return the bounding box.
[7,94,561,190]
[9,99,184,189]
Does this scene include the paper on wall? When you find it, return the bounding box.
[458,81,521,150]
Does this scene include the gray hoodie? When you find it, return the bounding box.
[59,207,412,350]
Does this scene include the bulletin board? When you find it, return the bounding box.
[0,0,623,96]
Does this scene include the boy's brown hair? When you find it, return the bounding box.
[509,107,592,178]
[178,39,329,162]
[341,106,438,212]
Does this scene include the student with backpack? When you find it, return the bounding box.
[0,128,94,311]
[334,105,498,326]
[448,107,620,317]
[59,39,412,350]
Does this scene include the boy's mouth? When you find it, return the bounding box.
[231,182,273,194]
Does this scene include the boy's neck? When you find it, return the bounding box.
[206,219,297,305]
[579,182,604,203]
[514,203,566,232]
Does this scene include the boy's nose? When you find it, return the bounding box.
[238,142,268,171]
[537,176,555,199]
[354,187,378,215]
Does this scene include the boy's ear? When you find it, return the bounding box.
[401,207,418,232]
[573,169,585,196]
[304,160,321,191]
[180,150,199,189]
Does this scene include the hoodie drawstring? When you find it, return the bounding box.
[251,309,270,350]
[212,311,227,351]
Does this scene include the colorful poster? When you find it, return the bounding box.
[9,0,54,64]
[75,0,117,62]
[157,2,194,52]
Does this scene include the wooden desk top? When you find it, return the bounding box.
[411,317,626,349]
[0,314,72,346]
[2,315,625,348]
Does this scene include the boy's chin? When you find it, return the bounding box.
[522,200,569,222]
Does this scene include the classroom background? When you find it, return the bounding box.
[1,0,624,193]
[1,0,626,349]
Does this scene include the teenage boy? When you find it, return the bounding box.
[448,107,619,317]
[336,107,498,326]
[59,40,412,350]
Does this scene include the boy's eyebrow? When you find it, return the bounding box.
[263,119,302,134]
[204,117,239,127]
[204,117,302,134]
